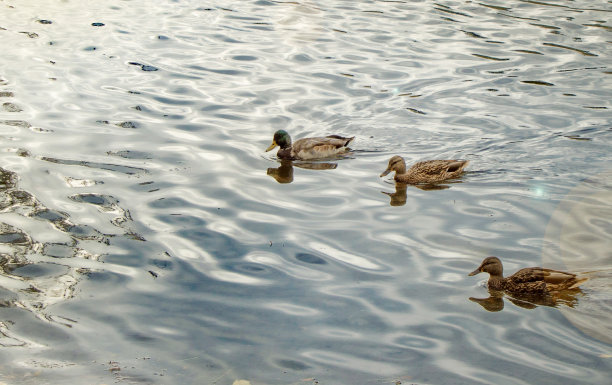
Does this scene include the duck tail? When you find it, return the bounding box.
[326,135,355,146]
[448,160,469,173]
[568,277,588,289]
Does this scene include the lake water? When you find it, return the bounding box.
[1,0,611,384]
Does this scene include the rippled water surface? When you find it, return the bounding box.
[1,0,611,384]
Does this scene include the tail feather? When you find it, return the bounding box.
[567,277,588,289]
[326,135,355,147]
[447,160,469,173]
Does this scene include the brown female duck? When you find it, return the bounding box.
[468,256,587,294]
[265,130,354,160]
[380,155,468,184]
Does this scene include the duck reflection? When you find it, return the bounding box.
[381,183,408,206]
[267,160,337,184]
[381,182,451,206]
[469,288,584,312]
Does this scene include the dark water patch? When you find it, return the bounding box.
[583,23,612,31]
[521,80,555,86]
[247,24,273,31]
[227,261,274,276]
[290,53,314,63]
[91,22,105,27]
[0,231,29,245]
[159,213,207,228]
[543,42,598,56]
[462,30,486,39]
[70,193,119,208]
[44,243,76,258]
[150,258,173,270]
[231,55,257,61]
[472,53,510,61]
[37,19,53,24]
[478,3,511,11]
[214,113,247,121]
[406,107,426,115]
[276,359,310,371]
[32,209,69,223]
[116,121,138,129]
[188,65,248,76]
[40,157,148,175]
[434,5,472,18]
[514,49,544,55]
[0,119,31,128]
[564,135,592,141]
[19,32,39,38]
[12,263,68,279]
[64,224,108,242]
[296,253,327,265]
[530,23,560,30]
[178,228,247,260]
[107,150,152,159]
[128,62,159,71]
[2,102,22,112]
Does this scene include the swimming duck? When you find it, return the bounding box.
[380,155,469,184]
[265,130,354,160]
[468,256,587,294]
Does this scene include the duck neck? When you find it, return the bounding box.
[487,274,505,290]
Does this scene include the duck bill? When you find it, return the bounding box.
[265,140,277,152]
[468,268,481,276]
[380,169,391,177]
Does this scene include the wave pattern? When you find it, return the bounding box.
[0,0,611,384]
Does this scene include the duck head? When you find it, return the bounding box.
[380,155,406,177]
[468,256,503,277]
[266,130,292,152]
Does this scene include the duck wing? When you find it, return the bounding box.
[509,267,585,290]
[291,136,354,159]
[410,160,468,176]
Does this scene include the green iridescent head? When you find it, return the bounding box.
[265,130,292,151]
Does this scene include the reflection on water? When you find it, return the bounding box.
[382,182,409,206]
[470,288,585,312]
[0,160,141,332]
[382,181,464,206]
[267,160,338,184]
[1,0,612,383]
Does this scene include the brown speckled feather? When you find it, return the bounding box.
[381,156,469,184]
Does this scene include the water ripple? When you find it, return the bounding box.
[1,0,611,383]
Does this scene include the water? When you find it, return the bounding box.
[1,0,611,384]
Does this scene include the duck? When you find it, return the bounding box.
[468,256,588,294]
[380,155,468,184]
[265,130,354,160]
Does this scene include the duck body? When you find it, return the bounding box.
[266,130,354,160]
[469,256,587,294]
[380,155,468,184]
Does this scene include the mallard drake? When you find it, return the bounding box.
[265,130,354,160]
[468,256,587,294]
[380,155,468,184]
